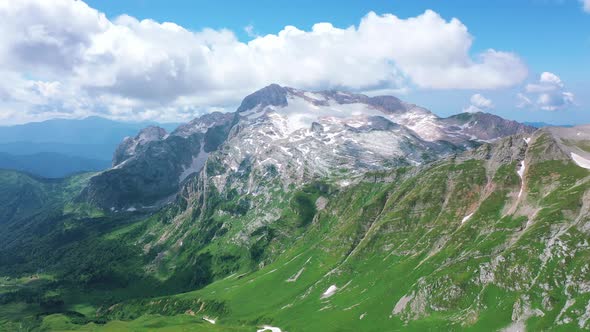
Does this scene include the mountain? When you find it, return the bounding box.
[0,170,94,227]
[0,116,180,145]
[0,141,118,161]
[216,85,532,182]
[1,85,588,331]
[0,152,109,178]
[80,85,533,211]
[524,121,575,128]
[78,112,235,210]
[134,127,587,332]
[163,127,588,331]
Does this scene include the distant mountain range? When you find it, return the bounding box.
[0,152,110,178]
[0,117,179,177]
[523,121,575,128]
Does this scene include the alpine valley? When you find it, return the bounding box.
[1,85,590,332]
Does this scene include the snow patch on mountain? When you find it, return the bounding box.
[303,91,326,101]
[266,95,384,136]
[202,317,216,324]
[572,153,590,170]
[517,160,526,199]
[257,326,282,332]
[462,213,474,224]
[388,107,444,141]
[322,285,338,299]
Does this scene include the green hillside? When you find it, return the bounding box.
[1,131,589,331]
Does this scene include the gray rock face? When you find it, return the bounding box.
[113,126,168,167]
[365,95,407,113]
[79,113,234,210]
[236,84,288,113]
[441,112,536,144]
[81,134,203,210]
[459,133,529,176]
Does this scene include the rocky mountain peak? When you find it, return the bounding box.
[236,83,288,113]
[137,125,167,141]
[83,111,235,210]
[365,95,407,113]
[112,126,167,166]
[441,112,535,143]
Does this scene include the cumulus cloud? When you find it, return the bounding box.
[518,72,574,111]
[464,93,494,113]
[582,0,590,13]
[0,0,528,124]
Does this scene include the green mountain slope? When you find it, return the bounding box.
[1,128,589,331]
[90,130,589,331]
[0,170,94,225]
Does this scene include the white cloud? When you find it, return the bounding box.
[539,72,563,86]
[0,0,528,124]
[463,93,494,113]
[525,71,564,93]
[516,93,533,108]
[244,24,256,38]
[463,106,481,114]
[518,72,574,111]
[581,0,590,13]
[471,94,494,109]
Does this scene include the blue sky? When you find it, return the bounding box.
[0,0,588,125]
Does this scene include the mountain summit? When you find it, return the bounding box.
[79,85,534,211]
